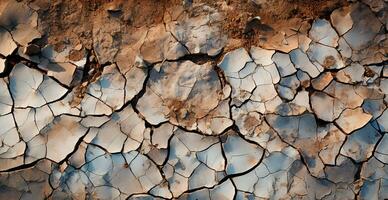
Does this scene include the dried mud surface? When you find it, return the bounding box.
[0,0,387,199]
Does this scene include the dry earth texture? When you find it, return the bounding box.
[0,0,387,199]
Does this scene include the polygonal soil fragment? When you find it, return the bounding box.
[309,19,339,47]
[266,113,346,177]
[342,3,382,51]
[162,129,223,197]
[137,60,228,134]
[311,81,365,122]
[9,63,67,108]
[86,106,148,153]
[290,48,323,78]
[359,157,388,199]
[222,131,263,175]
[0,27,17,57]
[51,146,164,199]
[340,123,381,162]
[0,159,52,199]
[43,115,88,163]
[0,0,387,199]
[335,107,372,134]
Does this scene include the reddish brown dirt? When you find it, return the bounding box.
[27,0,349,104]
[216,0,350,49]
[30,0,176,51]
[29,0,349,52]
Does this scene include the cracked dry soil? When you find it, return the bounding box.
[0,0,387,199]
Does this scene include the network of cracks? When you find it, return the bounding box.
[0,0,387,199]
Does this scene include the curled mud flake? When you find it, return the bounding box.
[330,5,353,36]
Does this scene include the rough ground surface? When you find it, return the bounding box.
[0,0,387,199]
